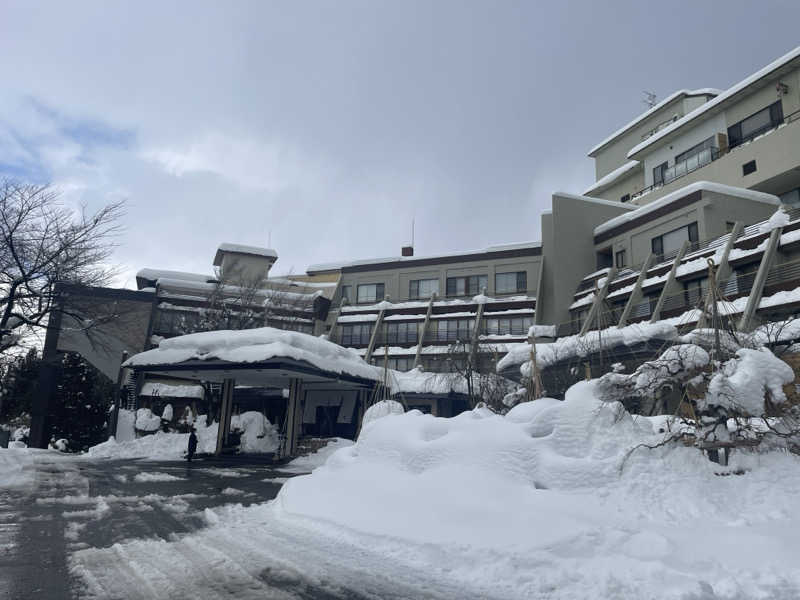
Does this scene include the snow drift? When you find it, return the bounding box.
[272,381,800,598]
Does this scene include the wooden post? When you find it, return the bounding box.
[281,378,304,459]
[617,253,655,327]
[697,222,744,329]
[580,267,617,336]
[109,350,129,440]
[364,299,389,363]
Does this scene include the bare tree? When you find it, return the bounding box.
[446,340,514,411]
[0,180,124,355]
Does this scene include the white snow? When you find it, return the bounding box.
[594,181,780,237]
[278,438,354,474]
[583,160,640,195]
[529,324,557,338]
[133,472,185,483]
[124,327,383,382]
[215,242,277,259]
[704,347,794,415]
[0,447,37,487]
[761,207,791,232]
[361,400,405,428]
[628,46,800,158]
[88,412,278,459]
[135,408,162,432]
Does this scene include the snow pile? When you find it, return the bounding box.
[0,447,36,487]
[278,438,354,474]
[362,400,405,428]
[140,382,204,399]
[124,327,382,382]
[135,408,162,432]
[704,347,794,414]
[529,324,557,338]
[115,409,136,442]
[762,207,791,232]
[233,411,280,453]
[161,404,174,422]
[499,321,677,376]
[88,413,279,460]
[269,382,800,598]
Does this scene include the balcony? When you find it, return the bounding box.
[632,146,719,202]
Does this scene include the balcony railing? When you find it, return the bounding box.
[631,147,720,202]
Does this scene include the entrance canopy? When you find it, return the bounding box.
[124,327,383,390]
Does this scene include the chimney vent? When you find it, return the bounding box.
[401,246,414,257]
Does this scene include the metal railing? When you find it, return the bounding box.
[663,147,719,185]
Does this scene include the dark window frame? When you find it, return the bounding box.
[356,282,385,304]
[408,278,439,300]
[445,274,488,297]
[495,271,527,294]
[653,161,668,186]
[727,100,783,148]
[615,249,626,269]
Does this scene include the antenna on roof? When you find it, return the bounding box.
[411,217,415,247]
[642,91,657,109]
[268,229,272,248]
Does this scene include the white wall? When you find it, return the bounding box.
[642,113,727,187]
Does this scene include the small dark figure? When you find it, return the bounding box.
[187,429,198,462]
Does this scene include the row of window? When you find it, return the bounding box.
[341,271,528,304]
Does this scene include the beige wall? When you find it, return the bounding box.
[538,195,633,327]
[587,168,645,203]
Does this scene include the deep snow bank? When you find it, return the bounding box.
[273,381,800,598]
[0,447,37,487]
[88,412,278,460]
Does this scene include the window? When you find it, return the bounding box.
[742,160,757,176]
[596,249,613,270]
[340,323,372,346]
[436,318,474,342]
[615,250,626,269]
[446,275,488,296]
[726,221,736,233]
[727,100,783,148]
[373,356,415,372]
[684,278,708,307]
[620,194,630,203]
[495,271,527,294]
[651,222,698,258]
[385,321,418,344]
[340,285,352,303]
[356,283,384,303]
[484,316,533,336]
[780,188,800,206]
[653,161,668,186]
[674,137,715,164]
[409,278,439,300]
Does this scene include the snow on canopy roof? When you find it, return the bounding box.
[593,181,780,237]
[628,46,800,159]
[139,382,205,399]
[124,327,383,382]
[583,161,641,195]
[587,88,721,157]
[137,268,214,285]
[388,367,513,396]
[214,243,278,264]
[553,192,638,211]
[307,241,541,273]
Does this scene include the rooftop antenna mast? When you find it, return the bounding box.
[643,91,658,109]
[411,217,415,247]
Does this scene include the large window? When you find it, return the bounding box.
[357,283,385,303]
[674,136,715,164]
[446,275,488,297]
[651,222,698,258]
[484,316,533,336]
[409,278,439,300]
[615,250,626,269]
[385,321,418,344]
[727,100,783,148]
[495,271,527,294]
[340,323,372,346]
[372,356,415,372]
[684,277,708,308]
[653,161,668,186]
[435,318,475,342]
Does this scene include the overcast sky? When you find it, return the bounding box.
[1,1,799,286]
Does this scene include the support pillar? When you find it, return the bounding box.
[215,377,235,456]
[738,226,783,332]
[281,378,304,459]
[618,253,656,327]
[580,267,617,336]
[364,301,389,363]
[414,293,437,369]
[650,241,690,323]
[697,222,744,329]
[469,291,487,368]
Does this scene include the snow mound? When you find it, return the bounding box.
[362,400,405,428]
[88,413,279,460]
[135,408,162,432]
[271,381,800,598]
[0,448,36,487]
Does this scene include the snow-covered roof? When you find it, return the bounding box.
[553,192,638,211]
[307,241,542,274]
[628,46,800,159]
[217,243,277,259]
[388,368,513,396]
[583,161,641,195]
[137,268,214,285]
[587,89,721,157]
[214,243,278,265]
[594,181,780,237]
[124,327,383,382]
